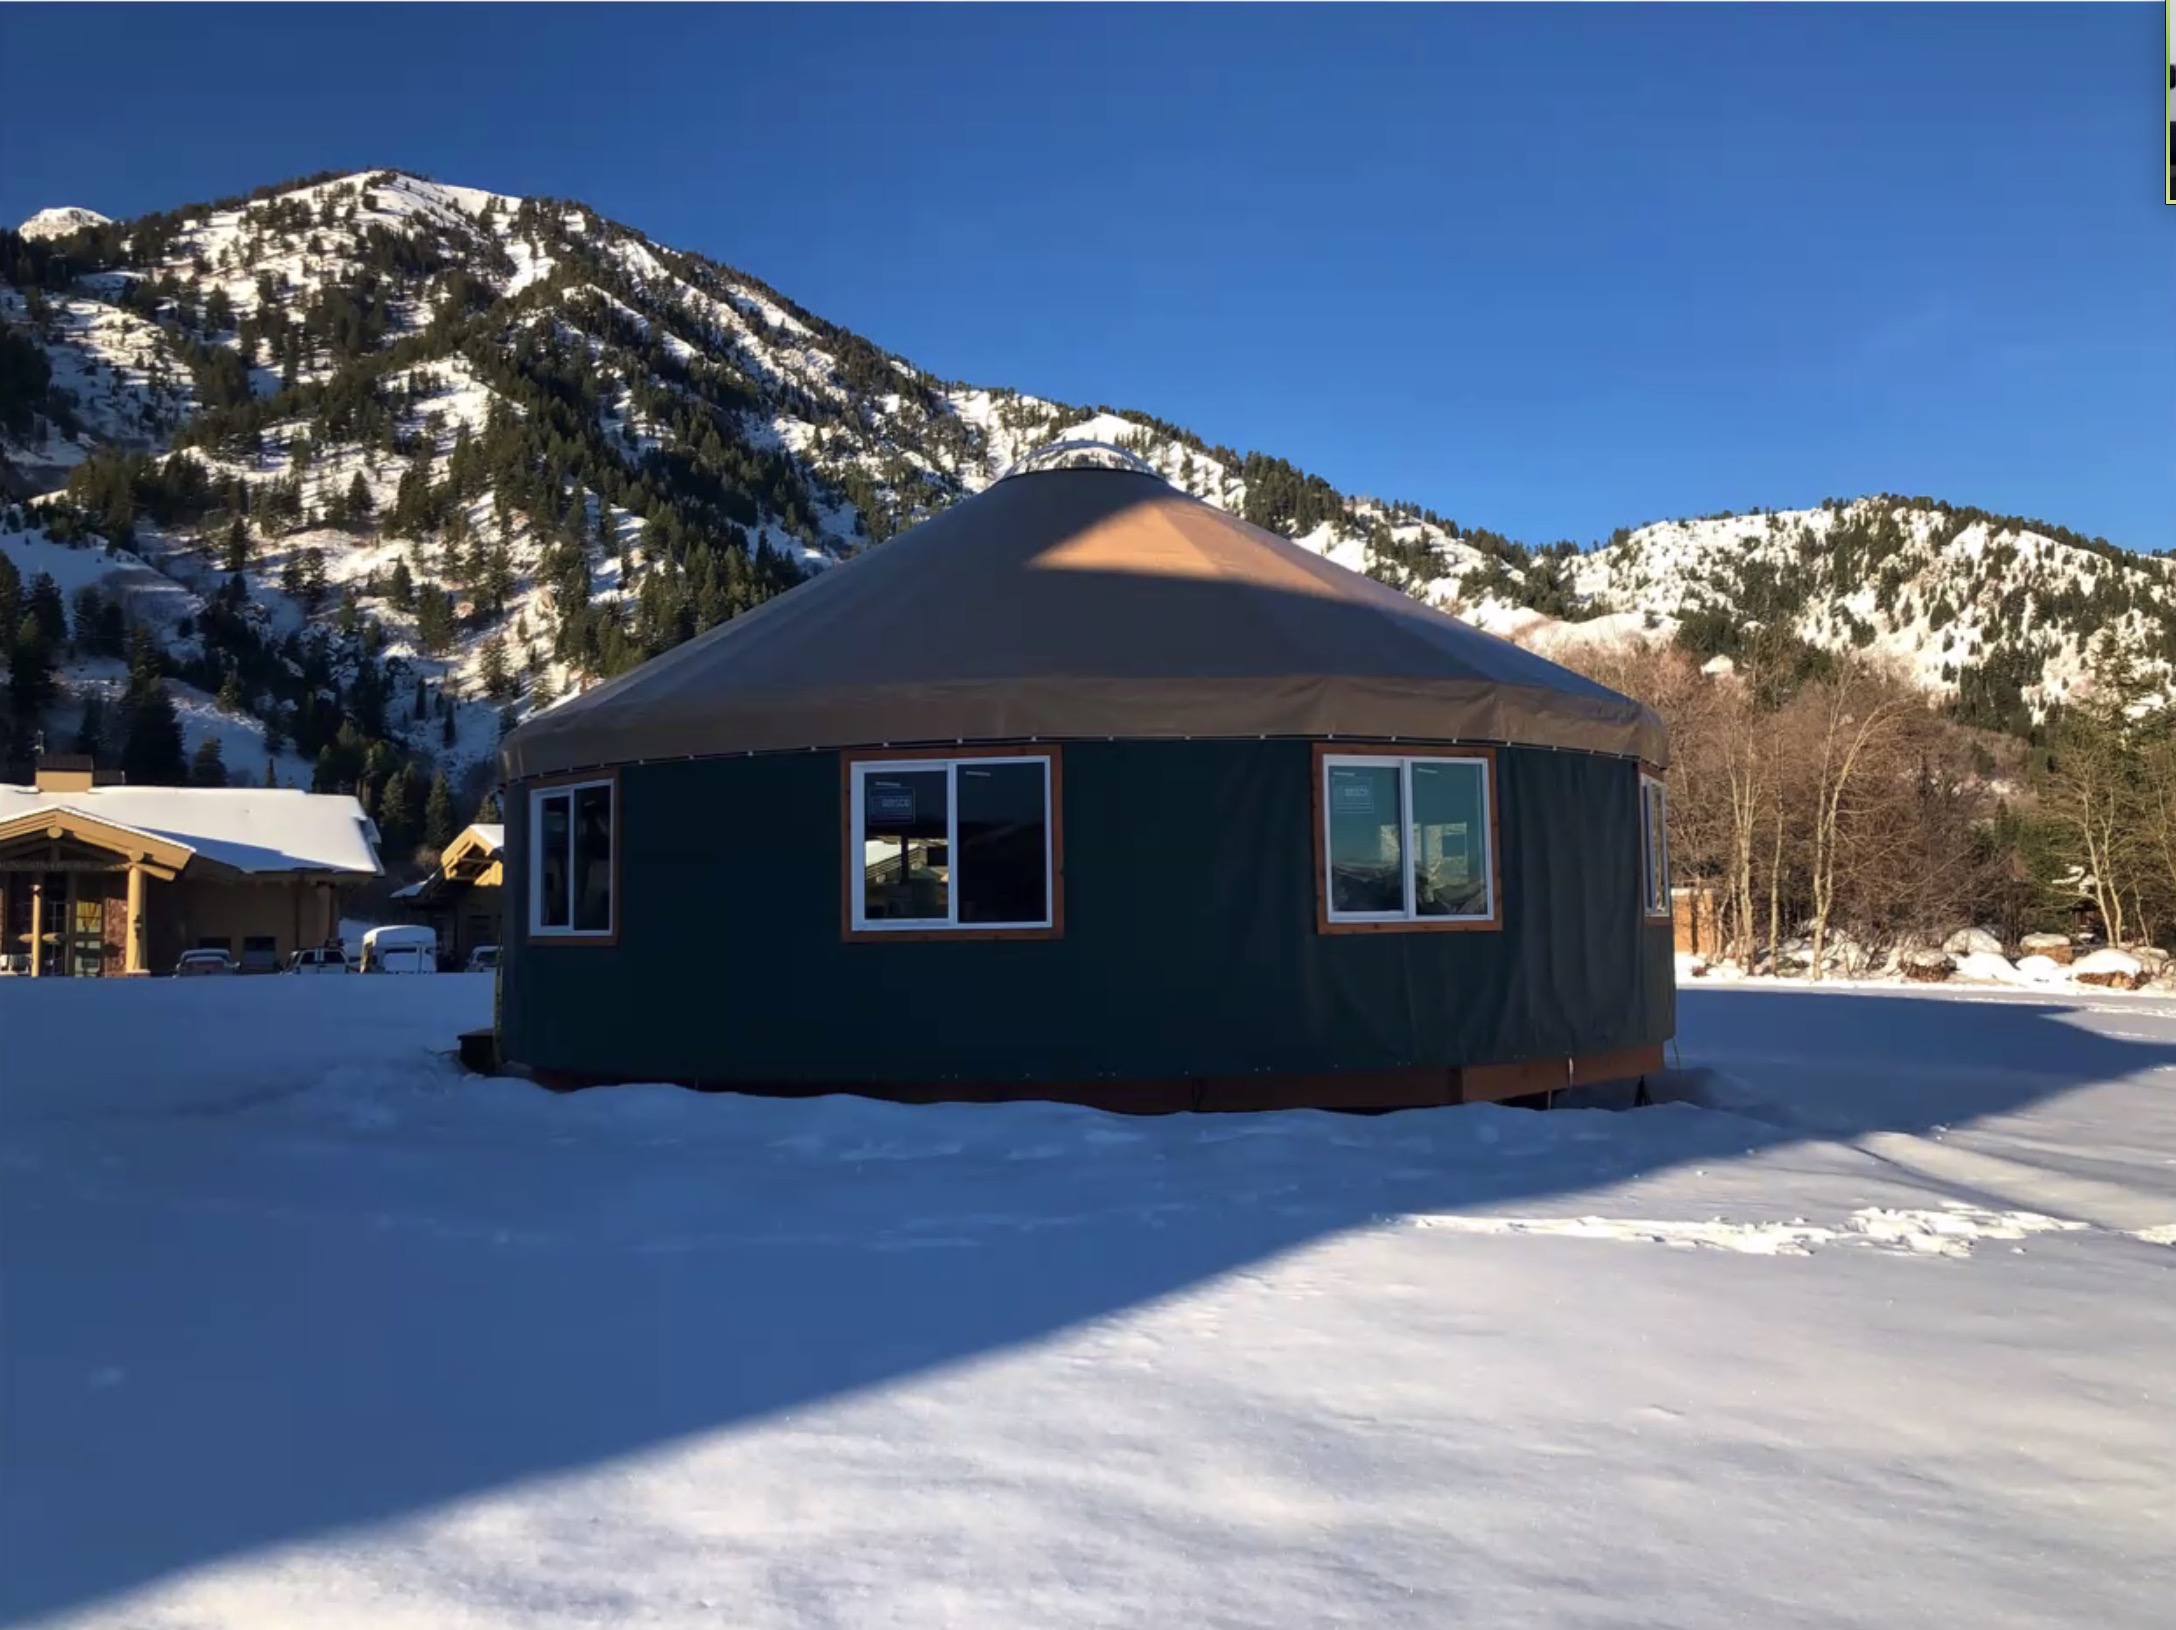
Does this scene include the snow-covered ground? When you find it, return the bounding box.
[3,978,2174,1628]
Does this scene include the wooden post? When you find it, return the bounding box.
[126,861,146,975]
[28,876,43,979]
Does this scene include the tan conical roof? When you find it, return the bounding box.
[500,467,1666,780]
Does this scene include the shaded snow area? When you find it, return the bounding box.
[4,980,2175,1629]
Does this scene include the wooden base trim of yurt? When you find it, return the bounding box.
[510,1043,1668,1115]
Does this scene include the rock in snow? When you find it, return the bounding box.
[2072,948,2144,990]
[1903,950,1953,982]
[1943,927,2006,958]
[2019,932,2075,966]
[1954,951,2026,985]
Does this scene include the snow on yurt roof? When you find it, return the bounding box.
[502,451,1665,780]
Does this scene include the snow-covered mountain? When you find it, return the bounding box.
[16,206,110,243]
[2,167,2169,805]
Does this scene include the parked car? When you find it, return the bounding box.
[359,924,439,974]
[175,948,237,977]
[465,945,500,973]
[237,940,283,976]
[287,946,351,975]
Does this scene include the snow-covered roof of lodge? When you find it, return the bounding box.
[0,783,383,876]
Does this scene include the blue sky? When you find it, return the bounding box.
[3,4,2170,550]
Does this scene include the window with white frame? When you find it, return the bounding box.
[529,779,615,937]
[1640,772,1670,918]
[1321,753,1495,925]
[851,755,1055,932]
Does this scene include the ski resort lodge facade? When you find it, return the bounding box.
[0,759,382,976]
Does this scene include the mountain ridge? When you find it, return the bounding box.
[2,167,2170,809]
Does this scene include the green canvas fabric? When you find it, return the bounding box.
[501,742,1674,1086]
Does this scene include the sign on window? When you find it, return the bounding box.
[867,783,916,823]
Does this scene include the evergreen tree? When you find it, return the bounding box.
[0,553,20,646]
[216,667,245,713]
[125,622,164,692]
[72,692,109,760]
[475,790,502,823]
[312,744,340,793]
[345,469,374,523]
[478,632,511,701]
[299,548,328,611]
[223,516,250,574]
[25,572,66,646]
[376,766,416,856]
[263,757,279,788]
[189,736,228,787]
[69,586,107,654]
[423,769,456,850]
[415,585,456,655]
[440,705,457,748]
[387,557,416,613]
[118,683,189,786]
[7,614,56,724]
[92,595,126,656]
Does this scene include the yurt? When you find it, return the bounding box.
[495,443,1674,1110]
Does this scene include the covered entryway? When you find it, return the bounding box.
[0,815,188,977]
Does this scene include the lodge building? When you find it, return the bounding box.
[0,758,382,976]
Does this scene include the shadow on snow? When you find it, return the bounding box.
[0,982,2168,1623]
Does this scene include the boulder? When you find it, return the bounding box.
[2015,954,2065,983]
[2130,946,2170,974]
[2072,948,2144,991]
[1902,950,1952,983]
[2018,932,2073,965]
[1943,928,2005,959]
[1954,951,2023,985]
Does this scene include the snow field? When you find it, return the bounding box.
[4,976,2176,1628]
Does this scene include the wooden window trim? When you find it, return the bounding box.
[1312,742,1503,935]
[840,746,1065,943]
[525,768,620,946]
[1639,770,1671,922]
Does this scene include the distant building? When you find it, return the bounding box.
[392,823,505,965]
[0,758,381,976]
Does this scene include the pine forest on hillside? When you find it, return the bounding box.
[3,168,2174,955]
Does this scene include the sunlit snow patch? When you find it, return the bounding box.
[1408,1201,2090,1259]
